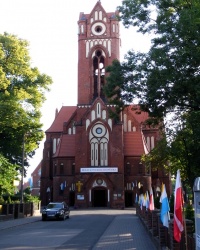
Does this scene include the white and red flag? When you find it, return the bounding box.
[174,170,184,242]
[149,187,155,211]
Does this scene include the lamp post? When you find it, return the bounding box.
[20,133,25,203]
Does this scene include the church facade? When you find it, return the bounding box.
[40,1,170,208]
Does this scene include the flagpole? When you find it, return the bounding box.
[182,192,188,249]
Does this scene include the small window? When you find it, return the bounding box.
[95,25,102,33]
[60,163,64,175]
[72,163,75,175]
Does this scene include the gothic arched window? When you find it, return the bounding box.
[93,50,105,99]
[89,122,109,167]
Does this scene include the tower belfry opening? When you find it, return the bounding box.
[93,50,105,100]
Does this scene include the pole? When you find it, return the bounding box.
[20,134,25,203]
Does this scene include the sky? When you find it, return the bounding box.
[0,0,151,180]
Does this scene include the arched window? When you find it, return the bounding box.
[93,50,105,99]
[90,123,109,166]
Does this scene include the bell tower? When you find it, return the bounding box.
[40,2,169,208]
[77,1,120,105]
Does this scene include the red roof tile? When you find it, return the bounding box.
[126,105,149,124]
[46,106,77,133]
[31,161,42,177]
[124,132,145,156]
[54,134,75,157]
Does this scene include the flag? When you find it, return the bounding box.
[146,191,150,210]
[135,193,138,203]
[160,184,170,227]
[174,170,184,242]
[149,187,155,211]
[143,193,147,208]
[139,194,144,210]
[60,183,64,190]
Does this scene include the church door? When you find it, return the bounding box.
[92,188,107,207]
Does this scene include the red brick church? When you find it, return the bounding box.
[40,1,170,207]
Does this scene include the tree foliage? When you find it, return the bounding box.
[0,154,19,198]
[0,33,52,170]
[106,0,200,118]
[104,0,200,188]
[0,33,52,186]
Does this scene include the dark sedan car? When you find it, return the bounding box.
[42,202,70,221]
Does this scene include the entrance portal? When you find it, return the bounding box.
[69,191,75,206]
[92,188,107,207]
[125,191,133,207]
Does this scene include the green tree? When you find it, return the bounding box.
[142,111,200,191]
[0,33,52,168]
[106,0,200,118]
[169,111,200,190]
[0,154,19,199]
[104,0,200,189]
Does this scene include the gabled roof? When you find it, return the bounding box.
[79,1,117,22]
[31,161,42,177]
[54,134,75,157]
[89,1,107,18]
[125,105,149,124]
[46,106,77,133]
[123,132,146,156]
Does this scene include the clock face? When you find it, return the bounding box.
[91,22,106,36]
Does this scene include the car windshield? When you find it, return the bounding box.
[47,203,62,209]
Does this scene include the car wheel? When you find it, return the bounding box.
[42,217,46,221]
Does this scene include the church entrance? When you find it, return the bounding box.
[125,191,133,207]
[69,191,75,206]
[92,188,107,207]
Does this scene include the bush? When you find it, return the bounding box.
[0,196,5,204]
[185,203,194,221]
[24,194,40,203]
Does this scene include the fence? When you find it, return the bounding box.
[0,202,41,221]
[136,205,195,250]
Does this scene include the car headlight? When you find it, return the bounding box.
[57,210,64,215]
[42,211,47,214]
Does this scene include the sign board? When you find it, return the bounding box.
[77,194,84,200]
[80,167,118,173]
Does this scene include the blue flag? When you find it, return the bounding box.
[160,184,170,227]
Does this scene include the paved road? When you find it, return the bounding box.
[0,208,156,250]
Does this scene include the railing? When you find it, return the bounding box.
[136,204,195,250]
[0,202,41,221]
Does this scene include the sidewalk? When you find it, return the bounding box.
[0,215,41,231]
[0,210,157,250]
[92,213,157,250]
